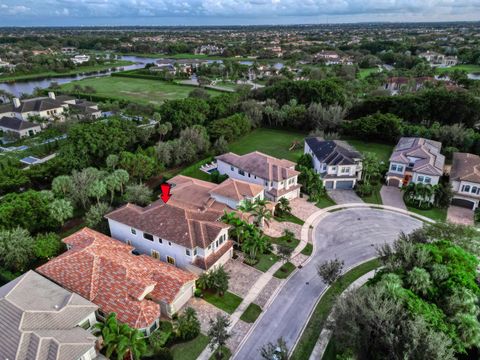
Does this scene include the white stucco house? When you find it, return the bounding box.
[0,116,42,138]
[304,137,363,190]
[216,151,301,201]
[0,270,100,360]
[386,137,445,188]
[449,152,480,210]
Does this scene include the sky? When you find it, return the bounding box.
[0,0,480,26]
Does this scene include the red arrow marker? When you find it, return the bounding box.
[160,183,171,203]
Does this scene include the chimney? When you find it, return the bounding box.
[48,91,56,100]
[12,98,20,108]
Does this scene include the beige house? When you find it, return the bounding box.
[216,151,301,201]
[450,152,480,209]
[0,116,42,138]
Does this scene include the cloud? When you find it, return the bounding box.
[0,0,479,24]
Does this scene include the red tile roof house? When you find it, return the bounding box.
[37,228,197,336]
[215,151,301,202]
[105,193,234,275]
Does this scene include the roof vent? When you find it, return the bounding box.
[54,304,60,310]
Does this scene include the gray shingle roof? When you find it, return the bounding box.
[0,116,40,131]
[0,271,98,360]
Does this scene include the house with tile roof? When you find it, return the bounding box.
[449,152,480,209]
[304,137,363,190]
[106,199,233,274]
[0,116,42,138]
[0,270,99,360]
[386,137,445,188]
[216,151,301,201]
[37,228,197,335]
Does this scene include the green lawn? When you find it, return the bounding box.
[269,234,300,250]
[171,334,210,360]
[359,183,383,205]
[177,157,215,181]
[273,261,296,279]
[209,346,232,360]
[407,206,447,222]
[228,128,306,162]
[290,259,381,360]
[253,252,279,272]
[301,243,313,256]
[59,76,221,105]
[316,195,336,209]
[436,64,480,74]
[0,60,134,82]
[274,213,305,225]
[344,139,393,164]
[202,291,243,314]
[240,303,263,323]
[357,67,380,79]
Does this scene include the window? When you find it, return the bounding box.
[208,245,212,250]
[238,169,245,176]
[167,256,175,265]
[472,186,478,194]
[248,173,251,178]
[463,185,471,193]
[230,166,234,171]
[168,241,172,246]
[151,250,160,259]
[216,240,219,247]
[158,238,163,244]
[391,164,397,171]
[79,319,91,330]
[126,239,132,246]
[149,322,158,334]
[341,167,349,174]
[417,176,424,183]
[186,249,191,256]
[194,248,198,255]
[424,177,431,184]
[264,181,268,186]
[143,233,154,241]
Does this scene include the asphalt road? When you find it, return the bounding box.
[233,208,422,360]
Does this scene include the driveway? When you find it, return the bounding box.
[380,185,406,210]
[327,190,364,204]
[447,206,474,226]
[233,208,422,359]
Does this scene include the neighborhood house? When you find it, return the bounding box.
[0,270,99,360]
[37,228,197,335]
[449,152,480,210]
[216,151,301,201]
[386,137,445,188]
[304,137,363,190]
[0,116,42,138]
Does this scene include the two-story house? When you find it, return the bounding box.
[106,200,232,274]
[449,152,480,210]
[216,151,301,201]
[38,228,197,333]
[386,137,445,188]
[0,270,100,360]
[304,137,363,190]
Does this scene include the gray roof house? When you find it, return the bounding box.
[0,270,99,360]
[0,116,42,138]
[304,137,363,190]
[386,137,445,188]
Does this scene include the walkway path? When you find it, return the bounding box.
[233,204,431,360]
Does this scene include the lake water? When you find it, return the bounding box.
[0,55,156,97]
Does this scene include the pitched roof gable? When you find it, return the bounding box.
[305,137,362,166]
[450,152,480,183]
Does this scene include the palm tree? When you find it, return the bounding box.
[276,197,291,216]
[242,232,270,263]
[125,328,147,360]
[252,205,273,228]
[95,313,130,360]
[237,198,257,214]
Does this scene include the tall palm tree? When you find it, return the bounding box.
[125,328,147,360]
[242,231,270,263]
[253,204,273,228]
[237,198,257,214]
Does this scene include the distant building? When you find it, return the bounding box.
[195,44,225,55]
[71,54,90,64]
[383,76,436,95]
[61,46,77,54]
[0,270,99,360]
[449,152,480,210]
[314,50,353,66]
[0,116,42,138]
[419,51,458,68]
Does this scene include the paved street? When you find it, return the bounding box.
[233,208,422,359]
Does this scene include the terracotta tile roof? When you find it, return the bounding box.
[451,152,480,183]
[209,178,264,201]
[37,228,196,329]
[389,137,445,176]
[105,201,230,249]
[216,151,299,182]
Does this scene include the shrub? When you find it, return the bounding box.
[143,348,173,360]
[176,308,201,341]
[194,288,202,297]
[149,329,171,352]
[356,182,373,197]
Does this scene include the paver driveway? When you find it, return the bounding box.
[233,208,422,359]
[447,206,474,226]
[380,185,406,210]
[327,190,363,204]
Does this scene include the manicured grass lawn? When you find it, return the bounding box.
[407,206,447,222]
[316,195,336,209]
[322,339,339,360]
[228,128,306,162]
[273,261,296,279]
[436,64,480,74]
[357,67,379,79]
[290,259,381,360]
[171,334,210,360]
[253,252,279,272]
[240,303,263,323]
[274,213,305,225]
[59,76,221,105]
[269,234,300,250]
[344,139,393,164]
[359,183,383,205]
[209,346,232,360]
[202,291,243,314]
[301,243,313,256]
[0,60,134,82]
[177,157,215,182]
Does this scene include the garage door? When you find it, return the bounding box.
[388,178,400,187]
[325,181,334,190]
[336,180,354,190]
[451,198,475,209]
